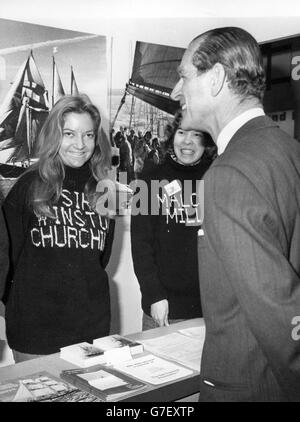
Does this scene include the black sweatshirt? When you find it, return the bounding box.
[2,164,115,354]
[131,154,212,319]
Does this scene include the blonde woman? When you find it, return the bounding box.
[2,94,114,362]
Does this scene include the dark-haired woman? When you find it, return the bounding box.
[131,111,217,330]
[2,94,115,362]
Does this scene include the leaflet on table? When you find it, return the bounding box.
[60,335,143,367]
[60,342,107,367]
[139,330,204,372]
[0,371,101,402]
[60,364,147,401]
[93,334,144,355]
[114,354,193,385]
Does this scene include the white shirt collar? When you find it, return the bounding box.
[216,108,265,155]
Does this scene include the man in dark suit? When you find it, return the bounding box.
[171,27,300,401]
[0,206,9,302]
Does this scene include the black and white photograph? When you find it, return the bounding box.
[0,0,299,405]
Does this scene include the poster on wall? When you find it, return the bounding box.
[0,18,107,174]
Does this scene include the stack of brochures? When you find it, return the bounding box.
[60,353,195,401]
[60,342,107,367]
[60,335,144,367]
[92,334,144,356]
[60,365,147,402]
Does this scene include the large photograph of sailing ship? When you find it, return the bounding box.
[0,18,107,200]
[111,41,182,138]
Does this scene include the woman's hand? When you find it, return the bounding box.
[150,299,169,327]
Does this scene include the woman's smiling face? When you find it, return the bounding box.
[173,128,205,165]
[59,112,95,168]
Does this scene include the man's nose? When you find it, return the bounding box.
[171,79,182,101]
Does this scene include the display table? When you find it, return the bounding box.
[0,318,204,402]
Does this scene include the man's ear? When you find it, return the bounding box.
[210,63,226,96]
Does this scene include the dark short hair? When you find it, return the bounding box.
[114,131,125,143]
[162,110,217,161]
[191,27,266,101]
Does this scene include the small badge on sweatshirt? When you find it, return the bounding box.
[164,180,182,197]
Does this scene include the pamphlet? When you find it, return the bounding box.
[60,335,144,367]
[60,342,107,367]
[140,329,204,372]
[0,371,101,402]
[60,364,147,401]
[114,354,193,385]
[93,334,144,356]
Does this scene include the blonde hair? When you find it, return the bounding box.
[26,94,111,217]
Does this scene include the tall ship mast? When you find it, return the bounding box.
[0,51,49,166]
[0,52,79,170]
[111,41,182,137]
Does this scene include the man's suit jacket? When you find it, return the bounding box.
[198,116,300,402]
[0,206,9,302]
